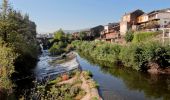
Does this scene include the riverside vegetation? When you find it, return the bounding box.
[0,0,39,99]
[72,32,170,72]
[48,29,73,56]
[34,70,100,100]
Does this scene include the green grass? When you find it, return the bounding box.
[132,31,160,43]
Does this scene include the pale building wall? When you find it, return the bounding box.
[157,13,170,26]
[122,15,131,22]
[157,12,170,19]
[138,15,148,23]
[120,21,128,36]
[104,25,109,33]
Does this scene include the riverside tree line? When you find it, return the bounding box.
[72,38,170,72]
[0,0,39,98]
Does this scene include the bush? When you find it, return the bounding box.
[125,30,134,42]
[73,40,170,71]
[49,43,65,55]
[119,42,170,71]
[0,39,18,90]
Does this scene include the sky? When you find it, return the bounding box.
[2,0,170,33]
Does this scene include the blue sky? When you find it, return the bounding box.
[3,0,170,33]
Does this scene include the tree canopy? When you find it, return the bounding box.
[54,29,65,41]
[0,0,38,92]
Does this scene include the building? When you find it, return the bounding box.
[90,25,104,38]
[147,8,170,29]
[137,8,170,31]
[120,9,144,35]
[72,32,79,39]
[100,23,120,43]
[137,14,149,29]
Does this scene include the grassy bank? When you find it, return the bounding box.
[132,31,161,43]
[72,40,170,71]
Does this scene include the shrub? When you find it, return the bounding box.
[120,41,170,71]
[0,39,18,90]
[73,40,170,71]
[49,43,65,55]
[125,30,134,42]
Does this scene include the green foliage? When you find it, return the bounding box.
[83,71,93,80]
[0,0,38,93]
[125,30,134,42]
[72,40,170,71]
[120,42,170,70]
[36,79,85,100]
[132,32,160,43]
[54,29,65,41]
[49,29,74,56]
[0,38,18,90]
[48,41,66,55]
[72,40,122,64]
[78,31,87,40]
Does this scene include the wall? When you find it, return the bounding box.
[138,15,148,23]
[105,33,117,39]
[120,21,128,35]
[122,14,131,22]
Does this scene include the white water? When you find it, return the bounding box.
[34,50,79,82]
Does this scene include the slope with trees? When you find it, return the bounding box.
[0,0,39,98]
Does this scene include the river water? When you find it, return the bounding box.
[76,53,170,100]
[32,51,170,100]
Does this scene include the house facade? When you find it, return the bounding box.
[148,8,170,27]
[120,9,144,35]
[137,14,149,29]
[137,8,170,30]
[100,23,120,43]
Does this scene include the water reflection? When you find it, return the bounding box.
[78,52,170,100]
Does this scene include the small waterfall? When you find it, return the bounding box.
[40,43,44,52]
[40,43,49,56]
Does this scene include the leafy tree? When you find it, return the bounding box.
[78,31,87,40]
[0,0,38,95]
[54,29,65,41]
[125,30,134,43]
[65,33,73,43]
[0,38,17,90]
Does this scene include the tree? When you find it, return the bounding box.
[125,30,134,42]
[0,0,13,42]
[0,38,17,90]
[78,31,87,40]
[54,29,65,41]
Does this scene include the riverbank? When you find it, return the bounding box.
[72,40,170,74]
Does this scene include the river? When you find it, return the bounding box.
[33,51,170,100]
[76,53,170,100]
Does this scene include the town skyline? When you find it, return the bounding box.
[4,0,170,33]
